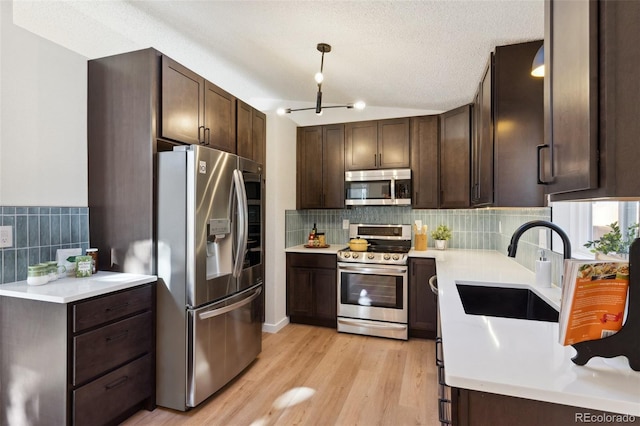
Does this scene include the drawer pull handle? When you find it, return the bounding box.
[106,330,129,343]
[105,302,130,313]
[105,376,129,390]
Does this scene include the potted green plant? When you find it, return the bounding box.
[583,221,639,259]
[432,224,452,250]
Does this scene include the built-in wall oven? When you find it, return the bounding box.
[337,224,411,340]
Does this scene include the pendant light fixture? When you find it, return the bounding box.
[531,44,544,77]
[277,43,366,116]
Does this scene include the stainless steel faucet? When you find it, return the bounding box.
[507,220,572,260]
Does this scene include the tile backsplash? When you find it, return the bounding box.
[0,206,90,284]
[286,206,555,280]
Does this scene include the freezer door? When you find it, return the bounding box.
[186,283,263,408]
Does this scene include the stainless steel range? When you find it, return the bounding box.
[337,224,411,340]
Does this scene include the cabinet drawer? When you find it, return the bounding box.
[73,284,152,332]
[287,253,337,269]
[73,353,152,426]
[73,311,152,386]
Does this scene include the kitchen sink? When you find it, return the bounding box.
[456,283,559,322]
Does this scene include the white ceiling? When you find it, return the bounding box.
[12,0,543,126]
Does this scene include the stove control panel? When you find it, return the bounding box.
[337,250,408,265]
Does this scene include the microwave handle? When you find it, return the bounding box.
[391,177,396,201]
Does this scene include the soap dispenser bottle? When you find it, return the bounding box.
[535,249,552,287]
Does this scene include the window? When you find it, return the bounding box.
[551,201,640,258]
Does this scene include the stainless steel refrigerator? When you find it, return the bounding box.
[156,145,264,411]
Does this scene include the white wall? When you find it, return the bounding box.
[0,0,87,206]
[263,113,297,332]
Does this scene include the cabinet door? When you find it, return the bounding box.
[493,41,545,207]
[409,258,437,338]
[287,267,314,317]
[411,116,439,208]
[322,124,345,209]
[544,0,598,193]
[296,126,324,209]
[313,268,337,320]
[161,56,203,145]
[204,81,236,153]
[345,121,378,170]
[474,58,494,206]
[236,100,253,159]
[252,109,266,168]
[378,118,410,169]
[440,105,471,208]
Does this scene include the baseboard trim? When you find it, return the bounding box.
[262,316,290,334]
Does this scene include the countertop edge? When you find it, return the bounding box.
[0,272,157,304]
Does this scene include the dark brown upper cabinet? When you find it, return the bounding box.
[471,55,494,207]
[204,81,236,152]
[439,105,471,209]
[410,115,439,209]
[237,99,266,167]
[545,0,640,201]
[161,56,236,153]
[297,124,345,209]
[345,118,410,170]
[161,56,203,145]
[493,41,545,207]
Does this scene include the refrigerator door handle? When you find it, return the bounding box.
[232,169,248,278]
[198,286,262,320]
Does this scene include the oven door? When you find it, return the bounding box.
[337,262,408,323]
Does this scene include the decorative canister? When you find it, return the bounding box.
[27,265,49,286]
[75,255,93,278]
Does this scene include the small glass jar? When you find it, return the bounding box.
[86,248,98,274]
[27,265,49,286]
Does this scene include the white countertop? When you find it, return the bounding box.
[0,271,157,304]
[428,249,640,416]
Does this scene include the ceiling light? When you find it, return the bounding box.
[531,45,544,77]
[354,101,366,110]
[278,43,365,116]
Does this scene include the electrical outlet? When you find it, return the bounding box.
[342,219,349,230]
[0,226,13,248]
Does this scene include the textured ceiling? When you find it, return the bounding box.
[12,0,543,126]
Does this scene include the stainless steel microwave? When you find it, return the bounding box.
[345,169,412,206]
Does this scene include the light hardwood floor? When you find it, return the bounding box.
[123,324,439,426]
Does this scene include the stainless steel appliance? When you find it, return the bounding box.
[345,169,412,206]
[156,145,264,411]
[337,224,411,340]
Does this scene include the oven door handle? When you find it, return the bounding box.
[338,318,407,331]
[338,265,407,275]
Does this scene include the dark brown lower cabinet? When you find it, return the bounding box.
[0,283,156,426]
[408,257,437,338]
[451,388,639,426]
[286,253,337,328]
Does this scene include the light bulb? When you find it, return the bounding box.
[314,72,324,84]
[354,101,366,110]
[276,107,286,116]
[531,64,545,77]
